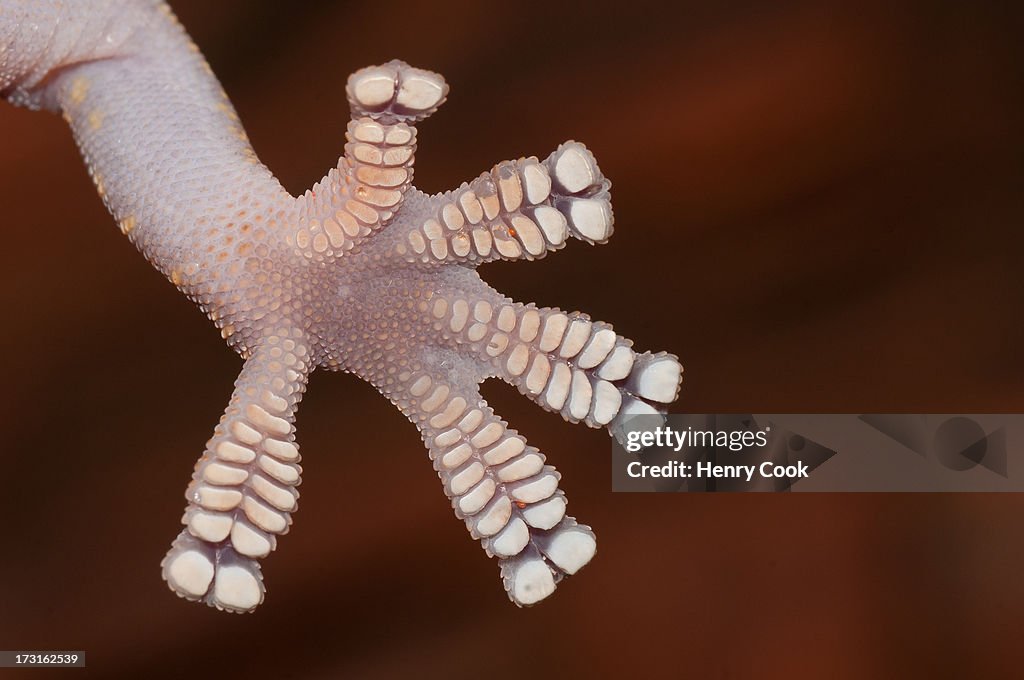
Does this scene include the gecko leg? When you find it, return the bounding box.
[161,329,311,613]
[396,142,612,264]
[425,292,682,438]
[293,61,448,258]
[385,353,596,606]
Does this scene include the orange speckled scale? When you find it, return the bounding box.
[1,0,681,611]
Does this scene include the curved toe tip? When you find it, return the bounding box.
[507,557,558,606]
[346,61,448,122]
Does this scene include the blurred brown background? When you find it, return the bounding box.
[1,0,1022,677]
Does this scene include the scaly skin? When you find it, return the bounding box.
[0,0,683,612]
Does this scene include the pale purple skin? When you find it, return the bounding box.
[1,0,683,612]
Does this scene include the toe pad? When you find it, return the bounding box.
[347,60,448,123]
